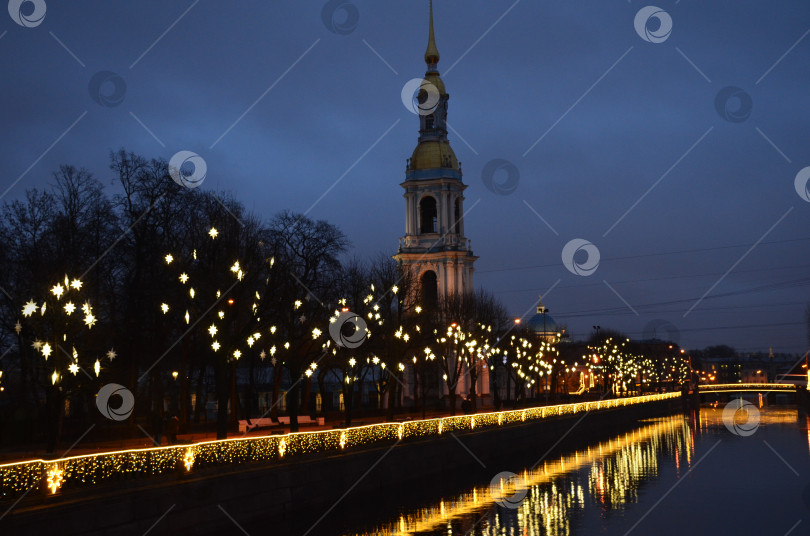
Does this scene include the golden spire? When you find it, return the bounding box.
[425,0,440,66]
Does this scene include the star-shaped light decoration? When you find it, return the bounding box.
[51,283,64,299]
[183,448,195,471]
[22,300,37,317]
[68,362,79,375]
[160,303,169,314]
[84,313,96,328]
[32,340,42,351]
[51,371,59,384]
[46,465,64,494]
[211,341,220,351]
[42,343,52,359]
[208,227,218,239]
[246,336,254,347]
[312,328,321,339]
[64,302,75,315]
[208,324,217,337]
[299,315,306,323]
[259,350,266,360]
[106,349,117,362]
[70,279,82,291]
[179,273,189,284]
[165,254,174,265]
[14,320,22,334]
[233,349,241,360]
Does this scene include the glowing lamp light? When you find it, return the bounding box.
[233,350,241,360]
[208,227,218,239]
[227,299,234,305]
[165,254,173,265]
[94,360,101,377]
[70,279,82,291]
[160,303,169,314]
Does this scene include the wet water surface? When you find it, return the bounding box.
[337,405,810,536]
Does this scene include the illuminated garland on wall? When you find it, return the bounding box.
[0,392,678,500]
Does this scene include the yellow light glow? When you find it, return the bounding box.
[209,227,218,238]
[160,303,169,314]
[68,363,79,375]
[46,465,63,494]
[94,360,101,377]
[22,300,37,317]
[179,273,189,284]
[233,350,241,360]
[70,279,82,291]
[64,302,75,315]
[51,283,64,299]
[41,343,52,359]
[208,324,217,337]
[183,448,195,471]
[165,254,173,264]
[212,341,220,351]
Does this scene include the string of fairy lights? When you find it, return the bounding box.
[0,392,678,500]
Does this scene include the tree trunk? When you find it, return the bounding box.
[215,360,229,440]
[270,363,282,420]
[288,376,300,433]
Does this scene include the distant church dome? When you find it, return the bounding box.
[526,296,558,336]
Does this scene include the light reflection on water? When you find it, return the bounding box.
[348,406,806,536]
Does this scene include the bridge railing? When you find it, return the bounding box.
[698,383,798,392]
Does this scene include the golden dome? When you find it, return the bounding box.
[424,71,446,95]
[410,140,459,170]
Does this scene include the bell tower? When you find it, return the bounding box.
[394,0,477,307]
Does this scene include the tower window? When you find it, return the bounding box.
[421,270,438,309]
[454,198,461,233]
[419,196,438,234]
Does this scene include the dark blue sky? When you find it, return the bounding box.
[2,1,809,354]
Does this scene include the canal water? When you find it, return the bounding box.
[335,404,810,536]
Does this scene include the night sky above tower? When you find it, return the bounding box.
[1,1,810,353]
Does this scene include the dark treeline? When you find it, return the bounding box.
[0,150,531,453]
[0,151,692,455]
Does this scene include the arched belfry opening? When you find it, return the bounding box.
[419,196,437,234]
[421,270,438,308]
